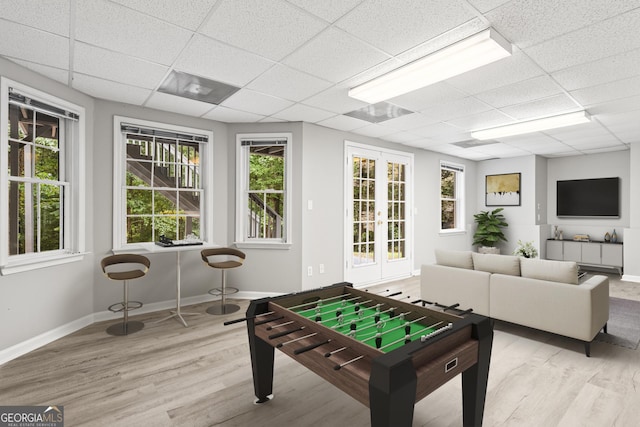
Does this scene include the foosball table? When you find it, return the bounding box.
[235,282,493,427]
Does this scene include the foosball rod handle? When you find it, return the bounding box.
[223,311,276,326]
[293,339,332,355]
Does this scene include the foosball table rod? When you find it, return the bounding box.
[333,355,364,371]
[276,332,318,348]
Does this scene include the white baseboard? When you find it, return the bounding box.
[1,291,284,366]
[621,274,640,283]
[0,314,94,366]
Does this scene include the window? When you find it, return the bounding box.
[112,117,213,249]
[236,133,291,248]
[1,78,86,274]
[440,161,464,232]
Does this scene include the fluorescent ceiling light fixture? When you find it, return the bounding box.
[348,28,512,104]
[471,111,591,140]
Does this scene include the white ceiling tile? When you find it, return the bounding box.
[581,145,630,155]
[272,104,335,123]
[174,35,274,87]
[499,94,581,120]
[467,0,511,13]
[563,139,625,150]
[259,117,288,123]
[524,7,640,72]
[402,138,440,149]
[110,0,217,30]
[420,97,493,121]
[446,110,515,131]
[336,0,475,55]
[202,105,265,123]
[475,76,563,108]
[11,60,69,85]
[570,76,640,106]
[200,0,327,61]
[352,124,397,138]
[317,115,369,131]
[286,0,363,23]
[303,86,368,114]
[487,0,640,49]
[383,131,421,143]
[71,74,151,105]
[247,64,332,102]
[586,94,640,116]
[381,113,437,131]
[75,0,192,65]
[446,50,544,94]
[220,89,293,116]
[552,48,640,91]
[145,92,214,117]
[412,122,470,141]
[283,27,389,83]
[388,83,466,112]
[0,0,69,36]
[0,21,69,69]
[74,42,168,89]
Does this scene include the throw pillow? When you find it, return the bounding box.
[520,258,579,285]
[435,249,474,269]
[472,252,521,276]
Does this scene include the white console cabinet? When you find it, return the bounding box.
[545,239,623,275]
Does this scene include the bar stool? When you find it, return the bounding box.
[201,248,245,315]
[101,254,150,336]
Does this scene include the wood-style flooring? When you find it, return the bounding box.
[1,274,639,426]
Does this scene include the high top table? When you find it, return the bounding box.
[139,241,219,327]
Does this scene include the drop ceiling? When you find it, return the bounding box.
[1,0,638,160]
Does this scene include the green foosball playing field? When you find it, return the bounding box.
[291,294,440,353]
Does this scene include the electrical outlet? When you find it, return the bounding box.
[307,266,313,276]
[319,264,325,274]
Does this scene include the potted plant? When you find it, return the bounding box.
[513,240,538,258]
[473,208,508,254]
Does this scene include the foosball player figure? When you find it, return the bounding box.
[350,320,357,332]
[375,333,382,349]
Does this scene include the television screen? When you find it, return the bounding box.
[557,177,620,218]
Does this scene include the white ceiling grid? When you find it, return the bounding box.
[0,0,638,159]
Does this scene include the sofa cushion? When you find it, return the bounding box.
[520,257,579,285]
[435,249,473,269]
[472,252,521,276]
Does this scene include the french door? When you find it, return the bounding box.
[345,143,413,286]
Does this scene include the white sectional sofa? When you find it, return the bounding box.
[420,249,609,356]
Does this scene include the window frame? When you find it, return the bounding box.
[440,161,465,234]
[235,132,292,249]
[112,116,214,250]
[0,78,86,275]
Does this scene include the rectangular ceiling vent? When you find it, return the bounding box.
[451,139,499,149]
[158,70,240,105]
[344,101,414,123]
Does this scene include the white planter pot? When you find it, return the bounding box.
[478,246,500,254]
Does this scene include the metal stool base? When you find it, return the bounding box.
[206,303,240,315]
[106,320,145,336]
[208,287,239,296]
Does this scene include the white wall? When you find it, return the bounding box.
[0,57,96,352]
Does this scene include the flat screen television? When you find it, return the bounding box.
[557,177,620,218]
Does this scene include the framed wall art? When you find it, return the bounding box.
[486,173,520,206]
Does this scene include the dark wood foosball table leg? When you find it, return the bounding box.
[462,318,493,427]
[369,357,417,427]
[247,300,275,403]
